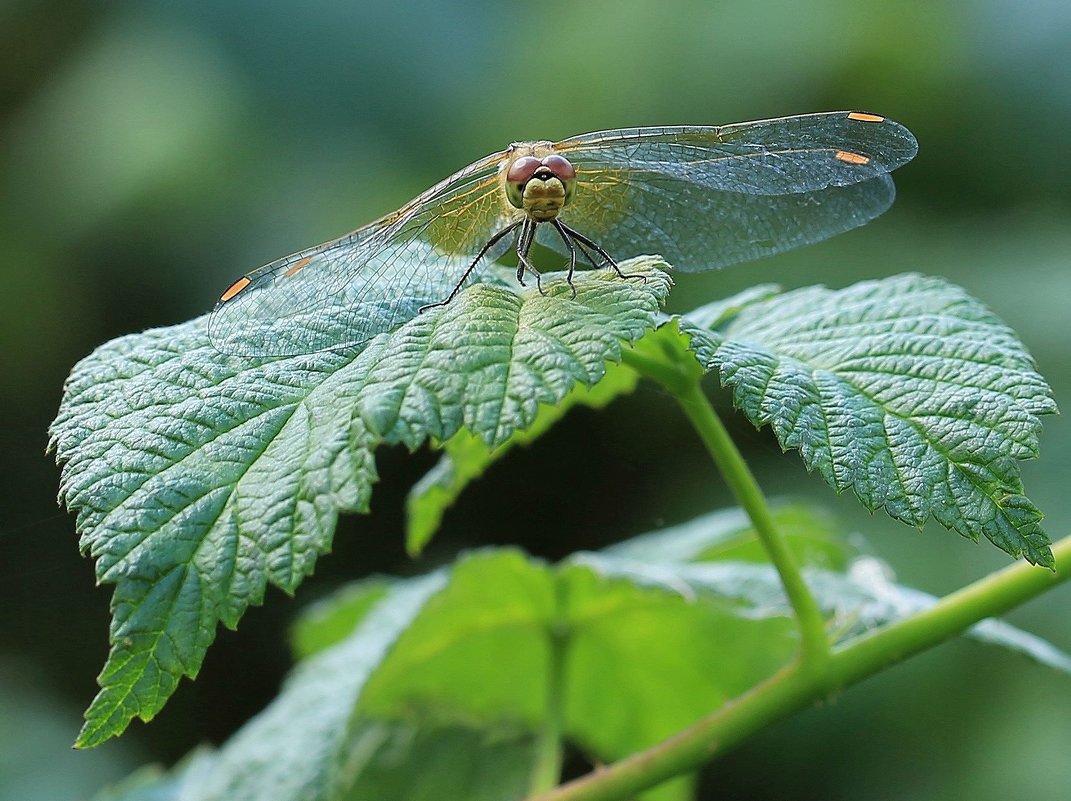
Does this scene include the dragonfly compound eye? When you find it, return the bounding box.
[505,156,542,208]
[541,154,576,204]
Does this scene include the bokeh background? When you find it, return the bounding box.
[2,1,1069,799]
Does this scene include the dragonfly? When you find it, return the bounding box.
[208,111,917,356]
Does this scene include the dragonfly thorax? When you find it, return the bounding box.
[502,147,577,222]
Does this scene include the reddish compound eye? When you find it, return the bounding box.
[541,154,576,182]
[505,156,542,209]
[506,156,542,185]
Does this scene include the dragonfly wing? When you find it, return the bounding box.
[209,152,518,356]
[551,112,915,272]
[557,112,916,195]
[545,173,896,273]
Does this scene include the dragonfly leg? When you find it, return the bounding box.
[571,235,601,270]
[515,218,544,293]
[513,223,527,285]
[420,220,521,312]
[552,219,579,299]
[558,222,648,284]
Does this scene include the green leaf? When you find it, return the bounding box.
[337,723,537,801]
[290,577,394,659]
[353,258,670,450]
[577,552,1071,674]
[92,722,537,801]
[405,360,639,555]
[183,575,445,801]
[308,510,843,763]
[100,507,1069,801]
[297,548,796,772]
[93,576,535,801]
[822,559,1071,672]
[555,557,795,759]
[49,258,671,746]
[51,324,379,748]
[312,508,1071,766]
[679,274,1057,566]
[357,550,559,725]
[679,283,781,330]
[604,500,852,569]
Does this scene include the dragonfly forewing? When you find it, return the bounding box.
[209,154,515,356]
[546,111,915,272]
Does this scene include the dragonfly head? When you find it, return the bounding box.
[504,150,577,221]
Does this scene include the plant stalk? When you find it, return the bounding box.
[624,346,830,669]
[529,596,571,793]
[527,533,1071,801]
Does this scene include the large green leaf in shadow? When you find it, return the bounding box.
[92,577,540,801]
[95,504,1069,801]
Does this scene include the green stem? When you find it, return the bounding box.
[528,534,1071,801]
[619,347,685,390]
[529,605,570,793]
[623,348,829,669]
[675,379,830,668]
[826,532,1071,680]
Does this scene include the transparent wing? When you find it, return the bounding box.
[208,150,519,356]
[550,111,916,272]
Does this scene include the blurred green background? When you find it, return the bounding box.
[2,0,1069,799]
